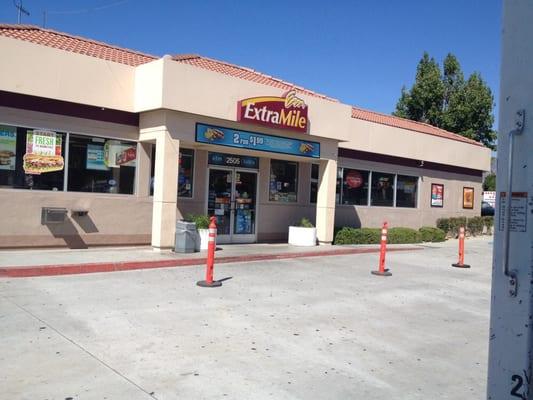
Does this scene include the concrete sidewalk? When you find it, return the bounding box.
[0,242,423,277]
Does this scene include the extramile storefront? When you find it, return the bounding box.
[0,25,491,249]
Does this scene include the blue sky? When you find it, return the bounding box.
[1,0,501,119]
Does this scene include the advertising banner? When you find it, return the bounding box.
[462,187,474,209]
[431,183,444,207]
[345,170,363,188]
[483,191,496,208]
[86,144,108,171]
[104,141,136,168]
[23,130,64,175]
[0,125,17,170]
[196,123,320,158]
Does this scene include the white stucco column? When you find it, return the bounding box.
[316,158,337,245]
[151,130,179,249]
[135,141,152,198]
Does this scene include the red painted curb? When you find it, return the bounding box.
[0,246,422,278]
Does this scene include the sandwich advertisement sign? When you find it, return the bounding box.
[237,90,309,133]
[23,130,64,175]
[0,126,17,171]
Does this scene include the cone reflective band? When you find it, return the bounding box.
[452,226,470,269]
[197,216,222,287]
[371,222,392,277]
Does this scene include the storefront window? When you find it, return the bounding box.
[67,134,136,194]
[310,164,319,203]
[0,125,65,191]
[178,148,194,197]
[150,146,194,197]
[370,172,395,207]
[269,160,298,202]
[336,167,342,204]
[341,168,369,205]
[396,175,418,208]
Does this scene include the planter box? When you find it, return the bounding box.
[288,226,317,246]
[195,229,210,251]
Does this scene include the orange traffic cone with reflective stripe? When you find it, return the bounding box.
[197,216,222,287]
[452,226,470,268]
[371,222,392,277]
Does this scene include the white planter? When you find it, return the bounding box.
[288,226,317,246]
[196,229,210,251]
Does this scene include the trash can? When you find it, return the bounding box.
[174,220,197,253]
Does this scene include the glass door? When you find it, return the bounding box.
[233,170,257,243]
[207,167,258,243]
[207,168,232,242]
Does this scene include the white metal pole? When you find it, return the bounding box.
[487,1,533,398]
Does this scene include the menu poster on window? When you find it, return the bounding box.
[0,126,17,170]
[23,130,64,175]
[431,183,444,207]
[104,141,136,168]
[462,187,474,209]
[86,144,108,171]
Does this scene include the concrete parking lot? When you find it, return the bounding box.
[0,237,492,400]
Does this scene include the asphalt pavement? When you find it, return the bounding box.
[0,237,493,400]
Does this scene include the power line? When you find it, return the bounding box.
[47,0,129,16]
[13,0,30,24]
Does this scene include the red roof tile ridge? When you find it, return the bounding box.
[0,23,158,63]
[172,54,201,61]
[351,105,484,147]
[172,53,340,102]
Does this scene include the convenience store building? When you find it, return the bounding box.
[0,25,491,249]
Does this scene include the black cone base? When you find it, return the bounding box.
[197,280,222,287]
[451,263,471,269]
[371,270,392,277]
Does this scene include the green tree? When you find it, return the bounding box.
[394,52,444,126]
[394,53,496,149]
[483,173,496,191]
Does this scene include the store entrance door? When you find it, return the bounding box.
[207,167,258,244]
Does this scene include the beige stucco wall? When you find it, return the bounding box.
[133,56,490,171]
[0,36,492,248]
[0,190,152,248]
[0,108,152,248]
[0,36,136,112]
[0,36,490,172]
[342,118,492,172]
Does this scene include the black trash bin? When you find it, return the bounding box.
[174,221,197,253]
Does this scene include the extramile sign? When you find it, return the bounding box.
[237,90,309,133]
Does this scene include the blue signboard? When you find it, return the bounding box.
[208,152,259,169]
[196,123,320,158]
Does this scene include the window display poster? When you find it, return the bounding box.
[104,140,136,168]
[463,187,474,209]
[86,144,108,171]
[431,183,444,207]
[24,130,64,175]
[0,125,17,170]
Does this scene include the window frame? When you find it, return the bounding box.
[149,145,196,199]
[177,147,195,199]
[395,174,420,208]
[335,165,419,209]
[309,163,319,204]
[268,159,299,203]
[339,167,371,206]
[0,121,139,196]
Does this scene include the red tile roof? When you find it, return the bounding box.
[0,24,156,66]
[173,54,339,102]
[351,106,483,146]
[0,25,483,147]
